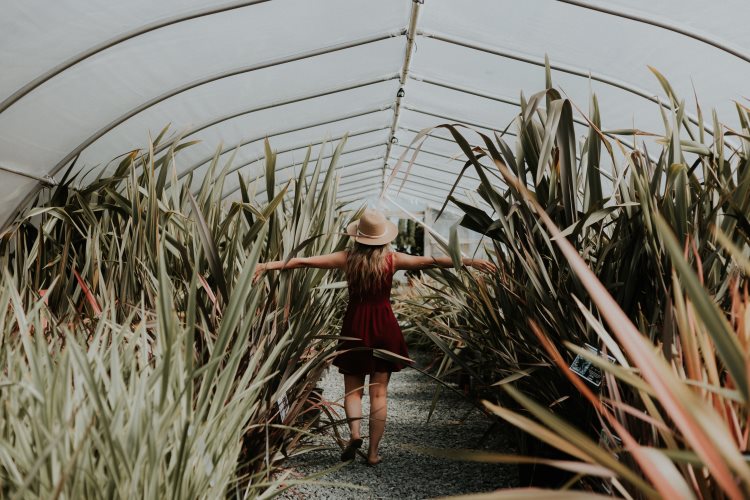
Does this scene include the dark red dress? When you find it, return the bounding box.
[332,252,410,374]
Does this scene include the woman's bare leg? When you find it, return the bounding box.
[367,371,390,463]
[343,374,366,441]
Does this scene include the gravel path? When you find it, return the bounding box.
[274,352,518,499]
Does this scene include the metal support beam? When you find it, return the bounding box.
[0,164,57,186]
[178,106,392,181]
[399,126,519,149]
[391,142,486,171]
[399,127,460,143]
[389,183,473,204]
[0,0,272,114]
[300,172,385,200]
[154,74,399,155]
[335,172,383,190]
[395,187,493,212]
[380,0,422,198]
[386,154,501,182]
[409,75,595,130]
[337,185,380,198]
[268,143,385,176]
[390,128,505,183]
[267,168,386,201]
[389,167,479,186]
[222,130,388,180]
[392,185,461,204]
[391,183,492,211]
[403,105,506,133]
[420,30,715,137]
[397,125,525,165]
[556,0,750,64]
[388,172,477,192]
[385,185,452,204]
[403,77,649,158]
[401,103,603,169]
[239,155,384,200]
[6,29,405,230]
[390,191,448,206]
[223,143,385,198]
[387,161,487,186]
[409,74,519,107]
[388,160,482,183]
[306,167,478,204]
[270,163,385,205]
[389,179,453,197]
[392,137,468,158]
[53,30,404,179]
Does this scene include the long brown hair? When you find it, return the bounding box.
[345,242,392,295]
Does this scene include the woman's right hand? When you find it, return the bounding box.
[470,259,496,274]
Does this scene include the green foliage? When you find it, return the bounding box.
[0,132,352,498]
[399,71,750,498]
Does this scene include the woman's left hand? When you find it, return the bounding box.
[253,263,266,284]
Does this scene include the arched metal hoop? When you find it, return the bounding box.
[387,184,459,203]
[270,158,479,202]
[0,0,273,114]
[221,131,389,183]
[228,142,387,192]
[231,139,484,201]
[52,31,403,179]
[177,106,392,182]
[223,154,385,200]
[389,170,479,193]
[421,30,714,138]
[337,185,381,199]
[5,3,742,225]
[386,157,484,183]
[3,30,404,229]
[153,74,400,156]
[556,0,750,64]
[400,99,648,163]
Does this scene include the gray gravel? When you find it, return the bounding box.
[273,352,518,499]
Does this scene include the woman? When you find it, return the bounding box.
[255,209,495,465]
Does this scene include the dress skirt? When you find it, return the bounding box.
[332,298,410,374]
[332,252,410,374]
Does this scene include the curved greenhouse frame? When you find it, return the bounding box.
[3,0,749,224]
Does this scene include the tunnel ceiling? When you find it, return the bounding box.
[2,0,750,225]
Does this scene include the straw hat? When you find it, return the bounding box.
[346,208,398,246]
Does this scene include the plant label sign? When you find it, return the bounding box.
[569,343,616,387]
[277,393,290,421]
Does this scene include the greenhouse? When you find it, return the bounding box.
[1,0,750,498]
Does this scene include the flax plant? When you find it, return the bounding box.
[0,132,352,498]
[392,66,750,498]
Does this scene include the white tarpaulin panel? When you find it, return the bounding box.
[2,0,749,225]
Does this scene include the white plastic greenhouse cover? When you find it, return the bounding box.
[2,0,750,227]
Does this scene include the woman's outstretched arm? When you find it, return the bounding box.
[393,252,496,273]
[255,250,347,275]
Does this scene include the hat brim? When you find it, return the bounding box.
[346,219,399,246]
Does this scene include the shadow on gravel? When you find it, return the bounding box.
[275,352,518,499]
